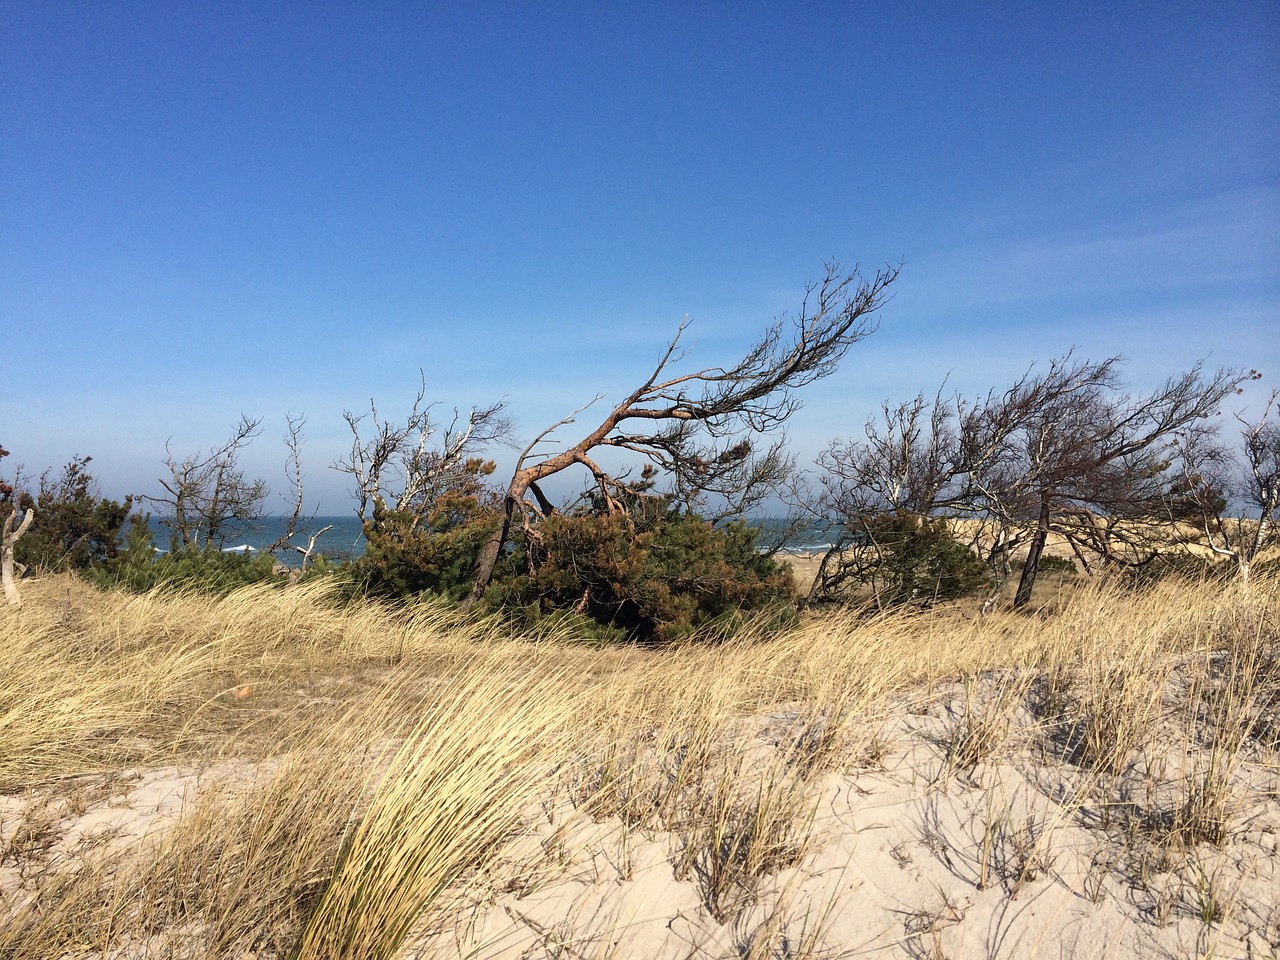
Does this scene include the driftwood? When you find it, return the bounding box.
[2,507,34,606]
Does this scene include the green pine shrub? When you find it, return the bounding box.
[352,468,503,602]
[485,509,796,643]
[95,513,283,594]
[816,511,990,608]
[13,456,132,572]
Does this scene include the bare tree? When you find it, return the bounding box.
[333,374,513,533]
[266,414,332,570]
[814,354,1248,611]
[987,358,1244,605]
[1173,383,1279,584]
[2,506,34,606]
[810,387,985,605]
[0,443,32,605]
[149,415,270,550]
[464,262,901,606]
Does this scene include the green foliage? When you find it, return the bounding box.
[819,512,989,608]
[486,509,797,643]
[0,442,13,507]
[354,506,499,602]
[96,512,283,594]
[354,460,503,601]
[1124,550,1235,587]
[1036,554,1078,576]
[1161,473,1228,522]
[13,456,132,572]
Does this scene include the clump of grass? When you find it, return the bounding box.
[0,576,499,787]
[673,752,815,923]
[293,662,575,960]
[0,724,367,957]
[940,673,1029,782]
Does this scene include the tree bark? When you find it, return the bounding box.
[3,507,34,607]
[981,538,1011,616]
[465,483,527,609]
[1014,498,1051,609]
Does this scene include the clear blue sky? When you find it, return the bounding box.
[4,2,1277,514]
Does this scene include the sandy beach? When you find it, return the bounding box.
[2,575,1277,958]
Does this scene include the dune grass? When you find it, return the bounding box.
[0,572,1276,958]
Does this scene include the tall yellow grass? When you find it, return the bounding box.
[0,571,1275,958]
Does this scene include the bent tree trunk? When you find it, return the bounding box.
[468,484,529,608]
[3,507,34,607]
[980,532,1014,616]
[1014,497,1051,609]
[465,266,900,608]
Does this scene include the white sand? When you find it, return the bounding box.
[4,678,1277,959]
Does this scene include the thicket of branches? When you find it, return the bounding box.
[465,261,900,608]
[811,355,1256,610]
[148,415,270,551]
[6,265,1275,629]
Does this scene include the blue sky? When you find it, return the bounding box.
[4,2,1277,514]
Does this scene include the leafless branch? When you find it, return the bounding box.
[147,415,268,549]
[465,261,901,605]
[812,353,1249,610]
[333,374,513,533]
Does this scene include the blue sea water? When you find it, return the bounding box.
[143,515,368,566]
[139,515,836,566]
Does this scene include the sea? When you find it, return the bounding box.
[142,515,837,568]
[144,515,369,567]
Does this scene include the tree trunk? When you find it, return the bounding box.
[1014,498,1051,609]
[464,483,527,609]
[3,508,35,607]
[981,544,1009,616]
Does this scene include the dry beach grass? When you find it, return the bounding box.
[0,573,1277,959]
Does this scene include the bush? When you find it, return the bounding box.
[13,456,132,572]
[485,509,796,643]
[96,513,284,594]
[353,493,502,603]
[815,512,990,608]
[1036,555,1078,576]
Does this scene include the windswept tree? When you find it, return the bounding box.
[333,379,513,598]
[815,354,1248,610]
[1171,381,1279,584]
[149,415,270,550]
[465,262,900,605]
[810,388,984,606]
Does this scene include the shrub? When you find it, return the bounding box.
[96,513,283,594]
[353,492,502,602]
[486,509,796,643]
[1036,555,1078,576]
[815,512,990,608]
[13,456,132,572]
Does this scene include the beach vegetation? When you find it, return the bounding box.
[465,262,901,606]
[483,506,796,643]
[813,353,1251,610]
[1,572,1275,957]
[8,454,132,573]
[352,459,503,602]
[147,415,271,551]
[95,533,285,595]
[805,511,989,610]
